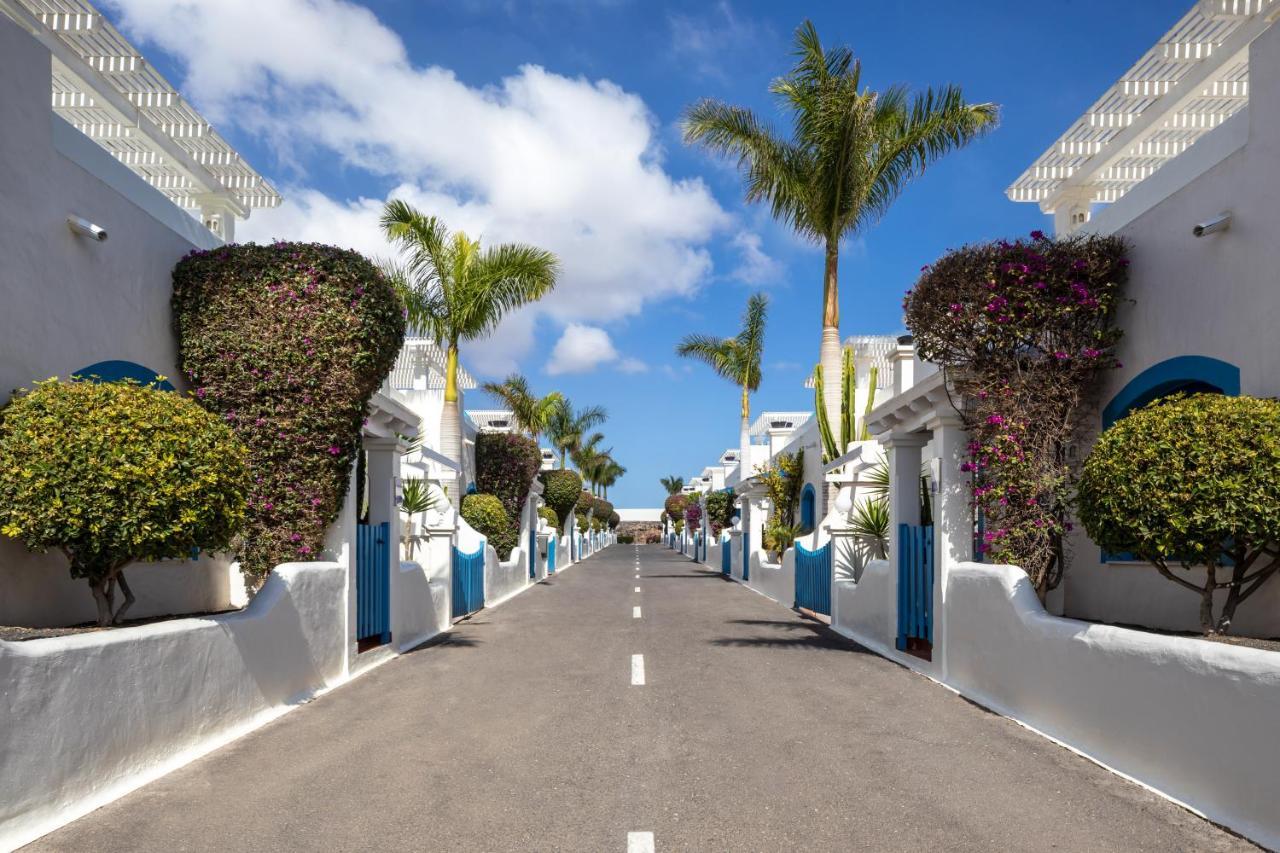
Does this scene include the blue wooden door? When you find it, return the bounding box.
[548,536,556,574]
[742,532,750,581]
[721,535,731,575]
[529,528,537,579]
[897,524,935,650]
[452,544,485,617]
[356,522,391,644]
[795,541,832,616]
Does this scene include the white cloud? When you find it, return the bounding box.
[618,357,649,374]
[668,2,767,81]
[545,324,618,375]
[105,0,728,374]
[730,231,782,285]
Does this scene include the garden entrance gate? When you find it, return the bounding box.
[794,540,832,615]
[356,522,391,645]
[452,544,485,618]
[897,523,934,654]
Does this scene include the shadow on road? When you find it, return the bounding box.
[710,620,875,655]
[641,573,724,580]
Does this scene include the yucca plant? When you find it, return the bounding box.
[399,477,439,560]
[850,497,889,559]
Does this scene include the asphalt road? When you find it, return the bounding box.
[30,544,1254,852]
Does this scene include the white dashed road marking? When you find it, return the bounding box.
[631,654,645,685]
[633,606,642,619]
[634,586,641,592]
[628,831,655,853]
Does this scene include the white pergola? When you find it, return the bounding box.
[385,338,477,394]
[1,0,281,240]
[1007,0,1275,233]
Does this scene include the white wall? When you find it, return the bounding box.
[0,17,238,627]
[746,548,794,608]
[1060,23,1280,636]
[0,562,347,851]
[945,563,1280,851]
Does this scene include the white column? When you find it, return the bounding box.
[1049,188,1094,236]
[891,338,915,397]
[927,416,973,682]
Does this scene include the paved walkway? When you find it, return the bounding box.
[31,545,1253,851]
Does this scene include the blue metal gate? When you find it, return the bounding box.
[795,541,832,615]
[742,532,750,581]
[452,544,485,617]
[529,528,537,579]
[721,535,731,575]
[356,522,391,644]
[548,536,557,574]
[897,524,935,650]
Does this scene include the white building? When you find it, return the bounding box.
[0,3,280,626]
[1007,0,1280,636]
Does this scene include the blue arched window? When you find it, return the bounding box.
[1102,355,1239,429]
[799,484,816,532]
[1100,355,1240,561]
[72,360,175,391]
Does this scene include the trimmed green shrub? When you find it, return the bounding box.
[0,380,249,625]
[476,431,541,559]
[172,242,404,583]
[608,511,620,530]
[592,496,613,521]
[618,533,635,544]
[664,494,688,520]
[538,469,582,529]
[461,493,515,559]
[577,489,595,515]
[1078,394,1280,635]
[538,506,558,529]
[705,491,734,535]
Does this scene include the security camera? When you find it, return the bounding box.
[67,215,108,242]
[1193,212,1231,238]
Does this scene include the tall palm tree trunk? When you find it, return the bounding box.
[739,386,751,478]
[441,342,464,505]
[819,241,841,448]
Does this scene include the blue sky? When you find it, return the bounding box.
[105,0,1189,508]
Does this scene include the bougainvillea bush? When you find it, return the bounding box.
[476,432,542,559]
[685,501,702,531]
[1079,394,1280,635]
[664,494,688,523]
[904,232,1128,599]
[538,469,582,530]
[0,380,249,625]
[460,493,515,558]
[172,242,405,583]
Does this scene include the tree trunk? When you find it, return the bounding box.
[1200,562,1218,635]
[819,240,842,457]
[441,342,464,504]
[739,387,751,480]
[90,578,113,627]
[112,569,136,625]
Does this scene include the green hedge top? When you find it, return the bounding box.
[538,468,582,528]
[0,379,249,583]
[172,242,405,581]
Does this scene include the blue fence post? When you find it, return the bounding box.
[742,532,750,582]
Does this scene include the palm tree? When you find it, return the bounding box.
[481,373,562,442]
[659,475,684,496]
[571,432,608,492]
[599,459,626,499]
[683,21,997,440]
[676,293,768,468]
[546,398,607,469]
[381,200,559,498]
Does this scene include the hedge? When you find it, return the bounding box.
[172,242,404,583]
[461,493,515,559]
[538,469,582,529]
[476,432,541,559]
[0,379,249,624]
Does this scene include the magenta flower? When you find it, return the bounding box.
[327,445,341,455]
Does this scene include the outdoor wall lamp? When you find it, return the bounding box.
[1193,211,1231,238]
[67,215,108,242]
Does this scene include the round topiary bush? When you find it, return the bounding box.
[1078,393,1280,635]
[593,496,613,521]
[577,490,595,515]
[476,432,542,559]
[0,380,249,625]
[608,511,620,531]
[538,506,558,529]
[664,494,688,520]
[172,242,405,583]
[461,493,515,558]
[538,469,582,530]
